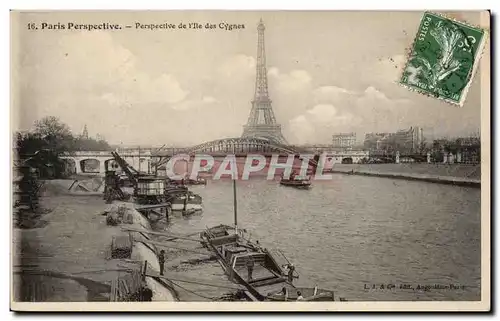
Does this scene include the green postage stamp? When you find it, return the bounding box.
[400,12,488,106]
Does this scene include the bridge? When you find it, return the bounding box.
[60,21,373,176]
[59,138,370,175]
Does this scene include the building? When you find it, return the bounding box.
[364,127,424,154]
[332,132,356,150]
[363,132,391,152]
[325,150,369,164]
[82,124,89,139]
[390,126,424,153]
[432,136,480,164]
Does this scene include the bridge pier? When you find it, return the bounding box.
[75,159,82,174]
[99,161,106,174]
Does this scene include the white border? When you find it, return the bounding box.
[3,0,497,319]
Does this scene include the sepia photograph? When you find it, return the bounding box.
[9,9,490,312]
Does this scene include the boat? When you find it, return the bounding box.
[164,185,203,211]
[279,179,312,189]
[185,178,207,186]
[200,224,336,301]
[199,181,340,302]
[279,171,312,189]
[169,177,207,186]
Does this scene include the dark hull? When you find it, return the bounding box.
[170,179,207,186]
[200,226,267,301]
[200,225,337,302]
[164,187,203,209]
[280,180,312,189]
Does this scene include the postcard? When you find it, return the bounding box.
[10,10,490,312]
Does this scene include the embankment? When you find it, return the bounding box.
[330,163,481,188]
[13,179,177,302]
[108,202,178,301]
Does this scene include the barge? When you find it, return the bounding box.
[200,224,336,301]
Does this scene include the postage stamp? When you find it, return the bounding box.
[400,11,488,106]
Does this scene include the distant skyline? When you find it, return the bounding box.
[12,11,483,146]
[67,121,481,148]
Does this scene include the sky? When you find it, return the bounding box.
[11,11,486,146]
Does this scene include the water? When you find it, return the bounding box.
[156,174,481,301]
[18,175,480,302]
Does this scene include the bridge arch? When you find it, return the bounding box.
[79,158,100,173]
[104,158,120,172]
[184,137,305,155]
[341,157,353,164]
[180,137,319,170]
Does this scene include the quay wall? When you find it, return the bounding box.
[14,179,177,302]
[330,164,481,187]
[114,202,178,301]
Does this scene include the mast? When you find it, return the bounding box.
[233,179,238,234]
[232,144,238,234]
[138,146,141,172]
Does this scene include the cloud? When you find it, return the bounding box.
[352,86,416,133]
[284,82,417,144]
[306,104,352,123]
[363,86,389,100]
[134,73,188,104]
[202,96,217,103]
[288,103,358,144]
[18,24,474,147]
[268,68,312,93]
[48,32,189,106]
[170,96,218,111]
[313,86,354,103]
[218,54,256,79]
[356,86,412,111]
[288,115,315,145]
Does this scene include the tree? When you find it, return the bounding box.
[34,116,72,138]
[32,116,75,155]
[15,116,111,178]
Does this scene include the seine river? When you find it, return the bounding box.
[155,174,481,301]
[15,174,480,302]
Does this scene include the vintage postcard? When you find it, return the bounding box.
[10,10,490,312]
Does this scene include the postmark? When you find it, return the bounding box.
[400,12,488,106]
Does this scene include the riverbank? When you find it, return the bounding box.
[12,179,177,302]
[330,164,481,187]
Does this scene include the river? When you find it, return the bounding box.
[154,174,481,301]
[14,174,481,302]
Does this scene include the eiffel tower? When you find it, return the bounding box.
[242,19,287,144]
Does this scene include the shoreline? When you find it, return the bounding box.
[109,202,179,302]
[329,164,481,188]
[13,180,178,302]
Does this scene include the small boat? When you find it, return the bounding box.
[279,171,312,189]
[164,186,203,211]
[169,177,207,186]
[279,179,312,189]
[188,178,207,185]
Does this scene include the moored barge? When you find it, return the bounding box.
[200,224,338,302]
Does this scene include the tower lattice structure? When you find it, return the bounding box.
[242,19,287,144]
